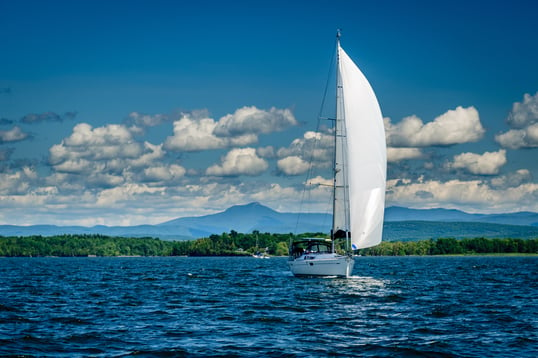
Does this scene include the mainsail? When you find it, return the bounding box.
[288,34,385,278]
[334,44,386,250]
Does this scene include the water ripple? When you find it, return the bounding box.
[0,256,536,357]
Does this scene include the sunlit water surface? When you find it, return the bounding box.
[1,256,536,357]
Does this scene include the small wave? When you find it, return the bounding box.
[0,303,19,312]
[427,306,453,318]
[123,347,189,357]
[356,343,455,358]
[50,316,94,325]
[412,327,447,335]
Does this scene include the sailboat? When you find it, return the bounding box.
[252,233,269,259]
[288,31,386,277]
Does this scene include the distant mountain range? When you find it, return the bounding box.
[1,202,537,241]
[385,206,538,226]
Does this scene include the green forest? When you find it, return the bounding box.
[0,232,537,257]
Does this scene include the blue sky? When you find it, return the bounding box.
[1,0,537,226]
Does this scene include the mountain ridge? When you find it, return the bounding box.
[1,202,537,241]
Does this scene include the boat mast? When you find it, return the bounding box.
[332,29,351,253]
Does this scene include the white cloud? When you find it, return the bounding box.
[48,123,185,188]
[386,106,484,147]
[386,178,538,213]
[387,147,423,162]
[495,123,538,149]
[143,164,186,182]
[506,92,538,129]
[491,169,532,189]
[164,113,256,151]
[213,106,297,136]
[96,183,165,206]
[496,93,538,149]
[446,149,507,175]
[206,147,268,176]
[0,126,29,142]
[50,123,143,167]
[64,123,133,147]
[251,183,299,203]
[256,146,276,158]
[277,130,333,168]
[164,107,295,152]
[307,175,332,186]
[52,158,97,174]
[0,167,36,195]
[250,181,334,214]
[277,156,310,175]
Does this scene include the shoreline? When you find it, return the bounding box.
[2,253,537,258]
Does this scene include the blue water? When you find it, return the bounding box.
[0,256,536,357]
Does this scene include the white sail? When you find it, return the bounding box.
[288,36,384,278]
[337,44,386,250]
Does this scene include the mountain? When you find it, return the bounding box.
[1,202,537,241]
[384,206,538,226]
[382,221,538,241]
[160,202,331,235]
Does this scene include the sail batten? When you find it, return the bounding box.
[337,44,387,250]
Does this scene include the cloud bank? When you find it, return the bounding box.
[1,97,538,226]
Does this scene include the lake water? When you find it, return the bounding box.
[0,256,536,357]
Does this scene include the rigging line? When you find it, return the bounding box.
[294,37,338,235]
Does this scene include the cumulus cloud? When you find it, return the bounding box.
[491,169,532,189]
[143,164,186,182]
[0,126,29,143]
[506,92,538,129]
[206,147,268,176]
[386,177,538,213]
[307,175,332,186]
[213,106,297,137]
[495,125,538,149]
[96,183,165,206]
[277,155,310,175]
[256,146,276,158]
[446,149,507,175]
[165,107,296,152]
[164,113,256,151]
[251,183,300,203]
[386,106,484,147]
[277,130,333,169]
[21,111,77,123]
[49,123,142,169]
[163,107,295,152]
[49,122,184,186]
[0,167,37,195]
[496,93,538,149]
[387,147,423,162]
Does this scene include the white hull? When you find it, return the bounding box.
[288,253,354,277]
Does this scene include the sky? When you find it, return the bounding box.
[1,0,538,226]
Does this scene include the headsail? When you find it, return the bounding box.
[336,44,386,250]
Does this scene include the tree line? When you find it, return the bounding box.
[0,231,295,257]
[359,237,538,256]
[0,233,536,257]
